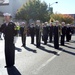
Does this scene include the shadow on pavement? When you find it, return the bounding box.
[46,42,75,56]
[39,46,59,56]
[57,47,75,56]
[24,46,37,53]
[70,40,75,43]
[33,43,59,55]
[7,66,21,75]
[64,45,75,49]
[15,47,22,52]
[46,44,54,48]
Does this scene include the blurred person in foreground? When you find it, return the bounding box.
[0,13,17,68]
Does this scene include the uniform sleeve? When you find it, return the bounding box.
[13,23,18,36]
[0,24,5,33]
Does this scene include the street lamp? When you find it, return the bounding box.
[48,2,58,22]
[49,1,58,13]
[49,2,58,7]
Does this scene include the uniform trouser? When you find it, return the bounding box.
[66,34,70,42]
[69,35,71,40]
[54,36,59,49]
[5,40,15,66]
[0,34,1,38]
[43,36,48,45]
[21,34,26,46]
[49,35,52,42]
[36,36,40,47]
[61,35,65,45]
[44,40,47,45]
[31,35,34,44]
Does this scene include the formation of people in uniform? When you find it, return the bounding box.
[29,20,74,48]
[0,13,75,68]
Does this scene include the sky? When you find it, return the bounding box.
[41,0,75,14]
[4,0,75,14]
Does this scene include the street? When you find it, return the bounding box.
[0,35,75,75]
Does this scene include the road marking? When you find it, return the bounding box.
[32,51,62,74]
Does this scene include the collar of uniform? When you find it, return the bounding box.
[6,23,8,26]
[5,22,13,26]
[43,26,46,27]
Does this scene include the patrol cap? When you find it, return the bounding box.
[67,23,70,26]
[31,23,34,25]
[55,20,59,23]
[62,22,65,24]
[36,20,40,22]
[21,22,25,24]
[45,22,48,24]
[3,13,11,16]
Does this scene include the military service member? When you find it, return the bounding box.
[20,22,27,47]
[60,22,66,46]
[42,22,49,45]
[54,20,59,49]
[35,20,41,48]
[0,13,17,68]
[29,23,35,44]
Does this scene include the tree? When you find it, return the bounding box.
[15,0,50,22]
[62,14,74,24]
[50,14,74,24]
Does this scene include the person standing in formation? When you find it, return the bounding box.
[0,13,17,68]
[48,22,54,43]
[66,24,72,42]
[42,22,49,45]
[20,22,27,47]
[60,22,66,46]
[29,23,35,44]
[54,20,59,49]
[35,20,41,48]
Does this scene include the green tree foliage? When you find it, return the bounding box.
[15,0,50,22]
[62,14,74,24]
[50,14,74,24]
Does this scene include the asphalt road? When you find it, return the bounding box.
[0,35,75,75]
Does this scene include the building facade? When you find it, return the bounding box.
[0,0,28,18]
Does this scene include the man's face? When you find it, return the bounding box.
[50,23,53,26]
[56,22,59,25]
[4,16,10,22]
